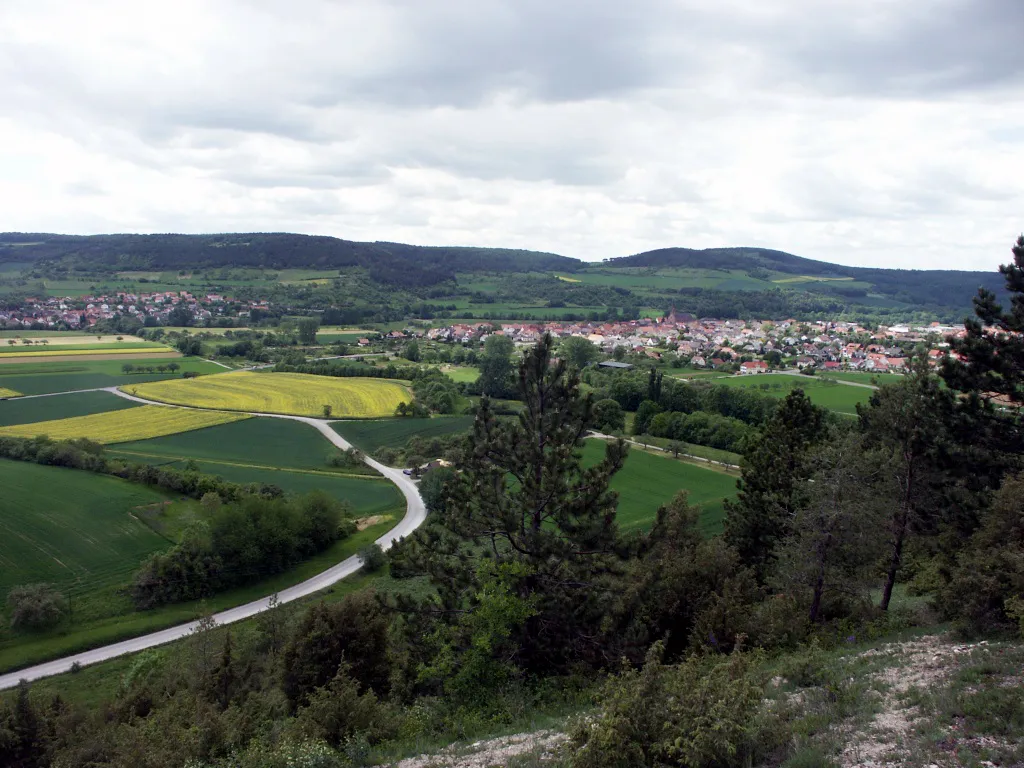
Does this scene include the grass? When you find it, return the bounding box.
[109,416,368,472]
[717,374,871,415]
[637,434,742,465]
[0,459,171,594]
[0,405,250,443]
[824,371,903,386]
[0,390,138,426]
[441,365,480,383]
[0,356,224,395]
[581,438,737,534]
[128,371,412,418]
[0,386,21,398]
[333,415,475,454]
[0,342,171,355]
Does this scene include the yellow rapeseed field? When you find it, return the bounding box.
[0,405,250,444]
[0,387,22,398]
[125,371,411,418]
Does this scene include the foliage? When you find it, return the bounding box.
[476,333,516,398]
[648,410,752,453]
[724,389,826,580]
[296,317,320,346]
[570,642,768,768]
[771,432,884,623]
[281,591,391,709]
[591,398,625,432]
[399,335,628,673]
[358,544,386,573]
[940,473,1024,634]
[559,336,600,370]
[6,583,67,630]
[132,491,347,608]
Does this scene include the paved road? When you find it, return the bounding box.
[0,390,426,691]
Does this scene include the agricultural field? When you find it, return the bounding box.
[581,438,737,534]
[0,404,249,443]
[0,390,136,426]
[0,356,223,395]
[0,346,176,359]
[0,386,21,398]
[109,417,375,473]
[127,371,411,418]
[0,459,171,594]
[823,371,903,386]
[333,415,475,454]
[717,373,871,415]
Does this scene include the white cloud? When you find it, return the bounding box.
[0,0,1021,270]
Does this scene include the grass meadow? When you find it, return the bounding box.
[718,373,871,415]
[0,356,223,395]
[581,438,737,534]
[128,371,411,418]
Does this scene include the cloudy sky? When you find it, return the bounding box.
[1,0,1022,271]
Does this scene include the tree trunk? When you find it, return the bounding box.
[880,514,907,611]
[809,565,826,623]
[881,459,914,611]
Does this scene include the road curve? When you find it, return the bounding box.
[0,389,426,691]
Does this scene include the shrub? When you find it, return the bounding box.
[570,643,770,768]
[7,583,68,630]
[358,544,386,573]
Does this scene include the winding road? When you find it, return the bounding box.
[0,387,427,691]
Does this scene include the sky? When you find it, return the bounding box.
[1,0,1022,271]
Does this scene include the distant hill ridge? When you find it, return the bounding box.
[0,232,1006,310]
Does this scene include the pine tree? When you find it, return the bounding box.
[724,389,826,580]
[406,334,628,672]
[942,234,1024,458]
[858,358,955,610]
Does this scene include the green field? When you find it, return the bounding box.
[581,439,737,534]
[110,417,358,471]
[822,371,902,386]
[0,390,138,426]
[0,357,224,395]
[0,342,170,354]
[317,332,365,344]
[0,460,171,593]
[333,415,475,454]
[717,374,871,415]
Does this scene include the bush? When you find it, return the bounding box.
[570,643,772,768]
[358,544,386,573]
[7,583,68,630]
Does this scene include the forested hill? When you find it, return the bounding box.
[609,246,1008,310]
[0,233,579,288]
[0,233,1008,313]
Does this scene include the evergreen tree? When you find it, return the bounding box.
[773,432,883,623]
[404,334,628,672]
[942,234,1024,459]
[858,358,955,610]
[724,389,826,580]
